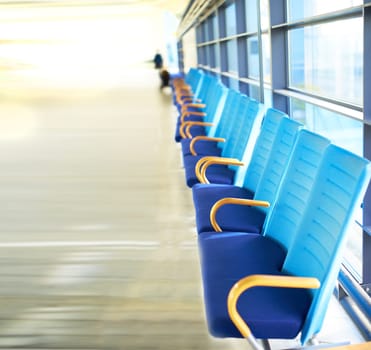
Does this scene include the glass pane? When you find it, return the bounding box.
[262,33,271,83]
[260,0,270,30]
[206,18,213,41]
[249,85,260,100]
[229,77,239,90]
[247,36,259,79]
[227,39,238,74]
[196,26,202,43]
[245,0,258,32]
[290,98,364,279]
[207,45,214,67]
[290,99,363,155]
[287,0,363,21]
[264,88,272,107]
[288,18,363,105]
[226,3,237,36]
[215,44,220,69]
[213,14,219,39]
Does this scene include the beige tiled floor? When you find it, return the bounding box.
[0,63,365,349]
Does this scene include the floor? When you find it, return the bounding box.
[0,62,366,349]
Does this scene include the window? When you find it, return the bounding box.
[288,18,363,106]
[225,3,237,36]
[227,39,238,74]
[287,0,363,21]
[245,0,258,32]
[261,33,271,83]
[247,36,259,79]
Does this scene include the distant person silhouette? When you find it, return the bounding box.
[153,51,163,69]
[159,68,170,89]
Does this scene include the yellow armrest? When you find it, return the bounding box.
[179,121,213,139]
[227,274,320,339]
[210,198,270,232]
[195,156,244,184]
[180,111,207,123]
[183,103,206,109]
[190,136,225,156]
[185,122,214,139]
[176,94,194,104]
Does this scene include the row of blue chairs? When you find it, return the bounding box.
[171,69,371,349]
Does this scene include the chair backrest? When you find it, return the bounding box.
[251,117,303,215]
[220,94,252,159]
[203,83,228,135]
[282,144,371,344]
[195,74,214,105]
[230,99,265,182]
[181,69,204,103]
[209,89,240,139]
[240,108,288,191]
[263,129,331,250]
[185,68,202,91]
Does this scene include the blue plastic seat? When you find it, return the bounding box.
[174,77,227,142]
[172,68,204,111]
[180,89,240,158]
[191,108,286,221]
[183,97,264,187]
[193,116,303,233]
[197,143,371,347]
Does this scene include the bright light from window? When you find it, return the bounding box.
[0,4,169,88]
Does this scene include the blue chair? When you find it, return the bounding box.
[191,108,287,216]
[183,97,264,187]
[175,77,226,142]
[180,89,240,158]
[193,116,303,233]
[197,144,371,348]
[173,68,204,111]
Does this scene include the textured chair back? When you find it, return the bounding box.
[229,99,264,176]
[203,83,228,136]
[221,95,252,160]
[241,108,287,192]
[282,144,371,344]
[263,130,331,250]
[209,89,240,140]
[251,117,303,215]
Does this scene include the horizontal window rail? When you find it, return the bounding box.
[272,5,363,30]
[274,89,364,122]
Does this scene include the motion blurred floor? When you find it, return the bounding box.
[0,62,365,349]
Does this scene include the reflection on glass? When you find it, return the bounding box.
[227,39,238,74]
[229,77,239,90]
[262,33,271,83]
[288,18,363,105]
[260,0,270,30]
[249,85,260,100]
[247,36,259,79]
[264,88,272,107]
[287,0,362,21]
[290,99,363,155]
[214,44,220,69]
[245,0,258,32]
[225,3,237,36]
[290,98,364,279]
[212,14,219,39]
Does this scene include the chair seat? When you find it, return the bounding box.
[197,201,265,234]
[183,155,236,187]
[174,117,206,142]
[198,232,312,339]
[181,138,222,157]
[192,184,255,233]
